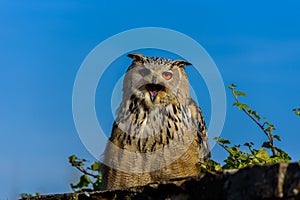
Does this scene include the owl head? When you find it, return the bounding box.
[122,53,191,108]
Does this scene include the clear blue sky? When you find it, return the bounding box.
[1,0,300,199]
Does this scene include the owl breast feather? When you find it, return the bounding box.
[113,95,197,153]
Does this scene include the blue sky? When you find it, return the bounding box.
[1,0,300,199]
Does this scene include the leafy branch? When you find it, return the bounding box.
[199,84,291,172]
[68,155,102,192]
[227,84,277,156]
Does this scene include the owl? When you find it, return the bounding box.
[101,53,210,190]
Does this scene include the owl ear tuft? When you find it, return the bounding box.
[127,53,145,62]
[173,60,192,68]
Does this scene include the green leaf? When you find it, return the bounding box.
[262,141,272,148]
[198,160,223,173]
[275,147,291,161]
[217,138,231,144]
[293,108,300,116]
[256,149,270,161]
[73,175,92,189]
[273,134,281,141]
[238,155,248,161]
[69,155,76,163]
[240,104,250,110]
[264,127,271,132]
[233,102,250,110]
[232,102,240,107]
[248,110,261,121]
[263,119,275,128]
[228,146,241,157]
[93,177,102,191]
[244,142,254,147]
[90,162,100,171]
[234,91,247,97]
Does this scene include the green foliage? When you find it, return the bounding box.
[200,84,292,172]
[68,155,102,192]
[198,159,222,173]
[20,193,40,199]
[293,108,300,116]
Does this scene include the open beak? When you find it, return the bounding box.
[146,84,163,102]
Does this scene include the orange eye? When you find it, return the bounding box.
[162,71,173,80]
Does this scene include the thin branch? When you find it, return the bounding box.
[269,129,276,156]
[231,89,276,157]
[247,145,255,155]
[218,142,248,161]
[218,143,235,159]
[74,165,99,179]
[232,90,269,137]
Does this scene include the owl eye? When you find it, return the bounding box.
[139,68,150,77]
[162,71,173,80]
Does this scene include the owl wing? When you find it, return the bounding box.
[188,98,210,160]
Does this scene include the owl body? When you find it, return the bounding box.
[101,54,210,190]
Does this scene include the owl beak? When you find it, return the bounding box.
[146,84,163,102]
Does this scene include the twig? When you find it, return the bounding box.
[269,129,276,156]
[74,165,99,179]
[231,89,277,157]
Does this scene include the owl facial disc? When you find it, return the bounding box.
[145,84,164,101]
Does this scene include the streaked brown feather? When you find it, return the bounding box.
[101,54,210,190]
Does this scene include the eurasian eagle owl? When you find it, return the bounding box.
[101,53,210,190]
